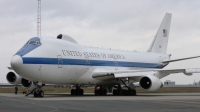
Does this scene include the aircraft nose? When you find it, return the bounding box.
[11,55,23,71]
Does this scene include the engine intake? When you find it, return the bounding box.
[139,75,163,91]
[6,72,22,85]
[140,77,152,90]
[21,78,37,90]
[21,78,31,88]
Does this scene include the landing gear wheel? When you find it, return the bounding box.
[80,89,84,95]
[94,90,98,96]
[75,89,79,95]
[113,89,116,96]
[34,91,38,97]
[133,90,136,96]
[71,89,75,95]
[39,90,44,97]
[124,89,137,96]
[103,89,107,95]
[121,89,124,95]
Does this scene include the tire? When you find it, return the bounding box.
[113,89,116,95]
[133,90,137,96]
[117,90,121,95]
[94,90,97,95]
[71,89,74,95]
[124,90,128,96]
[97,90,100,95]
[99,89,103,95]
[39,90,44,97]
[34,91,38,97]
[95,90,100,95]
[80,89,84,95]
[121,89,124,95]
[75,89,80,95]
[103,89,107,95]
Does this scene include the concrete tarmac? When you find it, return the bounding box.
[1,93,200,112]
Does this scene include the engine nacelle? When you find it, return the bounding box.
[139,75,163,91]
[21,78,37,90]
[6,71,22,85]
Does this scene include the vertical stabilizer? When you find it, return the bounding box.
[147,13,172,53]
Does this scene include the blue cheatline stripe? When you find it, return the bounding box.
[22,57,162,68]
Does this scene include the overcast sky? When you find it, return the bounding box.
[1,0,200,84]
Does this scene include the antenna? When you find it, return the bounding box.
[37,0,41,37]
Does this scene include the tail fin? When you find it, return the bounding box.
[147,13,172,54]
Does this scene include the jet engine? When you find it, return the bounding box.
[6,71,22,85]
[21,78,37,90]
[139,75,163,91]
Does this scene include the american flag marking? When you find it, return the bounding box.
[163,29,167,37]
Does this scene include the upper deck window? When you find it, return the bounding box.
[26,41,41,45]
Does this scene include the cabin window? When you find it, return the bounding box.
[37,41,42,45]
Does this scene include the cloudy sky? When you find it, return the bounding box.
[1,0,200,84]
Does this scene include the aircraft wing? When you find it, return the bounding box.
[92,68,200,78]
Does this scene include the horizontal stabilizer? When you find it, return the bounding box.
[163,56,200,63]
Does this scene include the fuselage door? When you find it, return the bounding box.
[57,55,63,68]
[86,56,90,69]
[114,58,118,70]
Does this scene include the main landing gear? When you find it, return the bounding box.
[94,86,107,96]
[71,85,84,95]
[113,84,136,96]
[113,79,137,96]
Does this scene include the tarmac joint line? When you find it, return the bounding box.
[156,100,200,105]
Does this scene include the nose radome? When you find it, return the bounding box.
[11,55,23,71]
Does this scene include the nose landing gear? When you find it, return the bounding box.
[25,82,45,98]
[33,89,44,97]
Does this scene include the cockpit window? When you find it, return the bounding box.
[37,41,42,45]
[26,41,41,45]
[29,41,37,44]
[25,41,29,44]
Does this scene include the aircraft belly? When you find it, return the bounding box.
[74,66,127,84]
[37,65,87,84]
[19,64,42,81]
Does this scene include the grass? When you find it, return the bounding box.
[1,87,200,93]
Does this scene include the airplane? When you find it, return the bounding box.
[6,13,200,97]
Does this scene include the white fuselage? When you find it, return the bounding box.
[14,37,169,85]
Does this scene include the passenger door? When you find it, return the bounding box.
[114,58,118,70]
[86,56,90,69]
[57,55,63,68]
